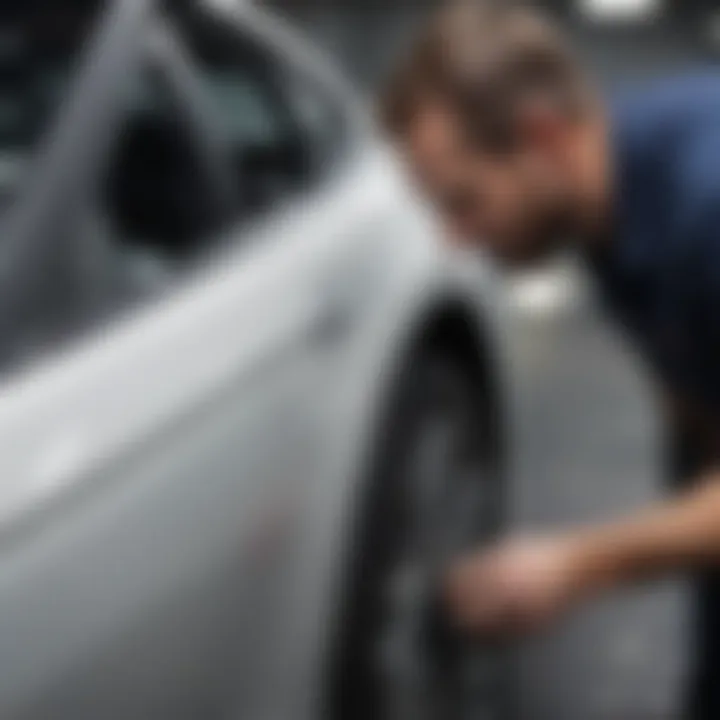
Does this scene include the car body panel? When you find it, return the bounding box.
[0,3,512,718]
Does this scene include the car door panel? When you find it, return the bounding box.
[0,221,328,719]
[0,384,302,720]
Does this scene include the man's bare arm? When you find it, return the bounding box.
[446,471,720,635]
[570,471,720,596]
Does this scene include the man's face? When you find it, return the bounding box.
[404,103,576,266]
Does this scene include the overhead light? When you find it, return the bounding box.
[579,0,661,21]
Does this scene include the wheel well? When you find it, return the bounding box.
[412,301,497,402]
[408,299,506,457]
[324,299,508,718]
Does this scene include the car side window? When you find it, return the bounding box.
[169,8,346,218]
[103,67,225,262]
[0,53,242,375]
[83,55,240,321]
[281,70,351,173]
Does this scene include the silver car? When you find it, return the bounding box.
[0,1,513,718]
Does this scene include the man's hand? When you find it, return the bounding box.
[444,479,720,639]
[444,537,584,637]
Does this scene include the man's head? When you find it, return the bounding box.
[381,0,608,266]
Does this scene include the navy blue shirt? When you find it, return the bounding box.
[590,74,720,415]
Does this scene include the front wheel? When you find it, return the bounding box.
[329,351,514,720]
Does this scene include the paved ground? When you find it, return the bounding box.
[507,273,688,720]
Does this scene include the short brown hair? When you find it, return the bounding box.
[380,0,590,152]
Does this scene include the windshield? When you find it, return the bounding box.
[0,2,106,206]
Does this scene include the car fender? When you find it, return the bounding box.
[294,206,515,715]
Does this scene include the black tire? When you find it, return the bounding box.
[327,350,515,720]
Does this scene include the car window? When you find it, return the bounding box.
[98,59,232,303]
[201,70,287,147]
[0,48,237,377]
[0,5,351,377]
[0,1,107,212]
[168,7,345,218]
[281,70,351,172]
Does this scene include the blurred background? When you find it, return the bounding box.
[268,0,720,87]
[266,1,720,718]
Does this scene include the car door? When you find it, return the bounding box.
[0,6,355,720]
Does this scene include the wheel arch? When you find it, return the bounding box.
[322,290,509,717]
[402,294,507,458]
